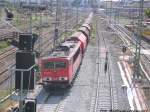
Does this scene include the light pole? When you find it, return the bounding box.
[133,0,144,80]
[76,6,79,26]
[65,6,68,39]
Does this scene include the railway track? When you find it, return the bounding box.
[0,32,14,41]
[112,24,150,82]
[110,23,150,110]
[0,60,15,85]
[90,17,117,112]
[37,90,67,112]
[0,47,16,80]
[0,47,16,60]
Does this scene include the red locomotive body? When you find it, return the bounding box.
[41,41,82,87]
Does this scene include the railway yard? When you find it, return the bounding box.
[0,0,150,112]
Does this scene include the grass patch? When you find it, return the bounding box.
[91,24,96,39]
[0,99,17,112]
[0,41,10,50]
[0,90,10,99]
[60,31,74,41]
[13,13,41,26]
[90,20,97,45]
[0,90,14,112]
[32,15,40,21]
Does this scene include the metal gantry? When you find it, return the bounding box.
[133,0,144,80]
[54,0,61,47]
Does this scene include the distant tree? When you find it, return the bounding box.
[145,8,150,18]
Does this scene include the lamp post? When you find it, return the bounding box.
[133,0,144,80]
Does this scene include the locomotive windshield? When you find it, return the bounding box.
[44,61,66,69]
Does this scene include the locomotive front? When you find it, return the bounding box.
[41,57,70,88]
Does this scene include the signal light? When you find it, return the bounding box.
[24,99,37,112]
[122,46,127,53]
[55,28,59,39]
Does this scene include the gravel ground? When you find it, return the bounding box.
[63,41,97,112]
[104,32,131,110]
[62,15,130,112]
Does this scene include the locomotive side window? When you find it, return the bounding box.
[73,48,80,63]
[44,62,54,69]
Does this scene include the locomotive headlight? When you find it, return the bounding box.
[64,77,68,80]
[43,77,52,81]
[59,77,68,81]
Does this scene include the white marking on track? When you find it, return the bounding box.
[117,62,135,110]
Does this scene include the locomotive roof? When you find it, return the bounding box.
[71,32,84,37]
[78,27,89,34]
[43,40,80,59]
[82,23,91,30]
[78,26,87,31]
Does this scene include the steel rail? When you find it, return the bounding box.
[101,25,115,111]
[112,24,150,83]
[92,16,115,112]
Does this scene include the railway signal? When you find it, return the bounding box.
[15,34,36,90]
[15,33,37,111]
[122,46,127,53]
[24,99,37,112]
[5,8,14,20]
[19,33,33,51]
[55,28,59,39]
[19,33,38,51]
[104,51,108,73]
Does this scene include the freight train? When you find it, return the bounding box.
[40,12,93,89]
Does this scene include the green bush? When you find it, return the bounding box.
[145,8,150,18]
[0,41,10,49]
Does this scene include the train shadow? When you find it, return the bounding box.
[36,86,70,104]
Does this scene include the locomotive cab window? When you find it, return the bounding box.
[44,61,67,69]
[44,62,54,69]
[55,62,66,69]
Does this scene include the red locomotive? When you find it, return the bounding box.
[40,12,93,89]
[41,40,82,88]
